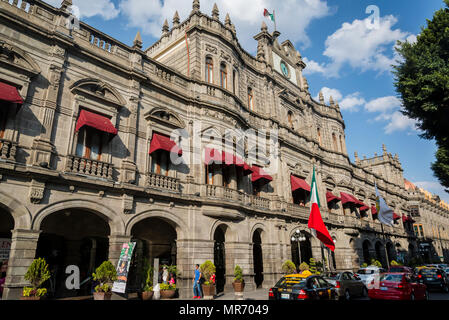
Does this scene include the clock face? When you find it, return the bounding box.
[280,61,290,78]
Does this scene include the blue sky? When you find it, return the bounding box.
[43,0,449,201]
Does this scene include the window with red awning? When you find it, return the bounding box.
[326,191,341,204]
[0,82,23,105]
[204,148,222,165]
[251,165,273,184]
[359,205,369,212]
[371,205,377,215]
[393,212,401,220]
[76,109,118,136]
[340,192,363,207]
[149,132,182,155]
[290,175,311,193]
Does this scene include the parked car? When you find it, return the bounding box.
[417,268,449,293]
[355,267,385,289]
[368,273,428,300]
[388,266,413,274]
[322,271,367,300]
[269,274,338,300]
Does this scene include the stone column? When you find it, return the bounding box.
[176,239,214,299]
[108,234,132,268]
[224,241,255,293]
[3,229,41,300]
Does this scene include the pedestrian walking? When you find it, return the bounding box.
[193,264,202,299]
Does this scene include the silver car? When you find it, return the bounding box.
[355,267,385,289]
[323,271,368,300]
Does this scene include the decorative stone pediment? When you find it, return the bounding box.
[324,175,336,189]
[70,78,126,108]
[0,40,41,77]
[287,162,309,179]
[338,179,354,191]
[145,107,185,129]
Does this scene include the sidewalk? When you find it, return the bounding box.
[177,288,268,301]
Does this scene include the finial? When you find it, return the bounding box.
[354,152,359,161]
[162,19,169,35]
[173,11,180,27]
[133,31,142,49]
[231,23,236,34]
[192,0,200,13]
[319,91,324,104]
[382,144,387,154]
[212,3,219,20]
[225,13,231,28]
[261,21,268,32]
[329,95,334,106]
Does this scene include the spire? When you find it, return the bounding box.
[225,13,231,28]
[212,3,219,20]
[231,22,236,34]
[261,21,268,32]
[162,19,169,35]
[133,31,142,49]
[192,0,200,13]
[354,152,360,163]
[329,95,334,106]
[382,144,387,155]
[173,11,180,27]
[319,91,324,104]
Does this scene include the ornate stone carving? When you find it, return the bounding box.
[205,44,217,55]
[123,194,134,214]
[29,180,45,204]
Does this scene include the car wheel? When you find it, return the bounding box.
[410,292,415,301]
[345,289,351,301]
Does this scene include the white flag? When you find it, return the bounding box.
[375,183,394,227]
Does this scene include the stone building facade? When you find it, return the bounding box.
[0,0,448,299]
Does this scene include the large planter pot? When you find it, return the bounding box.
[142,291,154,301]
[201,284,216,300]
[20,296,44,301]
[160,289,176,299]
[93,292,112,300]
[232,281,245,293]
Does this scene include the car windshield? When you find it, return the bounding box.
[357,269,375,275]
[275,277,307,288]
[380,274,403,282]
[389,267,405,273]
[420,269,439,276]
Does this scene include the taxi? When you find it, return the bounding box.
[269,273,337,300]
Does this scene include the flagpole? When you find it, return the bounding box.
[380,222,390,269]
[273,9,277,32]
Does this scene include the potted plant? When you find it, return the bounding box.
[159,283,177,299]
[142,262,154,301]
[92,261,117,300]
[21,258,51,300]
[232,265,245,293]
[200,260,216,299]
[281,260,296,275]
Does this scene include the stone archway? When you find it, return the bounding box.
[214,225,227,294]
[252,229,264,288]
[375,241,385,267]
[386,242,396,264]
[35,208,111,299]
[362,240,372,264]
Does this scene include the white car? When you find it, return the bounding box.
[355,267,385,289]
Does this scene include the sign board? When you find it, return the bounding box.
[0,239,11,261]
[112,242,136,294]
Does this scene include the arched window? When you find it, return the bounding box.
[206,57,214,84]
[317,128,322,146]
[220,63,227,89]
[248,87,254,111]
[232,69,237,94]
[332,133,338,152]
[287,111,293,128]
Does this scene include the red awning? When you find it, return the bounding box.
[0,82,23,104]
[75,109,118,135]
[340,192,363,207]
[359,205,369,212]
[393,212,401,220]
[234,154,253,176]
[371,205,377,215]
[150,133,182,155]
[326,191,341,203]
[251,165,273,184]
[204,148,222,165]
[291,175,311,193]
[402,215,415,223]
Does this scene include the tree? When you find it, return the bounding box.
[393,0,449,190]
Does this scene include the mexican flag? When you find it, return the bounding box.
[308,167,335,251]
[263,9,275,22]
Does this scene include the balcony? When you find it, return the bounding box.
[65,155,114,180]
[287,203,309,219]
[146,172,180,192]
[0,139,17,162]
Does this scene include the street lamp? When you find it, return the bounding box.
[291,229,307,267]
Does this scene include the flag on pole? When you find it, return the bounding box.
[263,9,275,22]
[375,183,394,227]
[308,167,335,252]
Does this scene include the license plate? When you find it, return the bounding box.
[281,293,290,299]
[427,278,433,281]
[380,287,388,291]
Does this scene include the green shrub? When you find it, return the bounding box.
[361,263,368,268]
[160,283,176,291]
[309,258,317,274]
[390,260,403,266]
[200,261,216,285]
[370,259,382,268]
[281,260,296,275]
[299,262,309,272]
[142,261,154,292]
[234,265,244,283]
[92,261,117,293]
[23,258,51,297]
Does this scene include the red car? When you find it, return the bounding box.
[368,273,428,300]
[387,266,413,274]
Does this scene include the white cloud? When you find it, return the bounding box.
[44,0,119,20]
[118,0,332,51]
[365,96,401,113]
[303,57,327,75]
[315,87,365,112]
[304,15,410,77]
[384,111,417,134]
